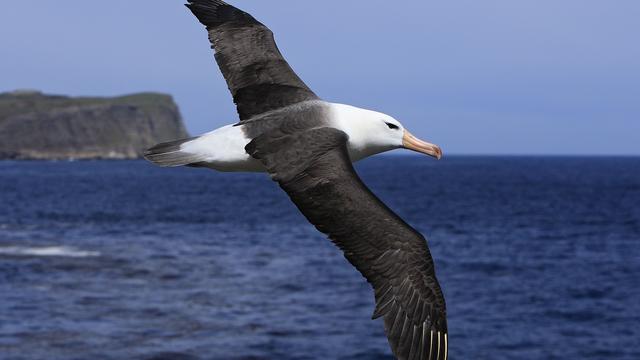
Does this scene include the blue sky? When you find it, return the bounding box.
[1,1,639,155]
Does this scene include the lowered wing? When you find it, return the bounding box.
[247,126,448,360]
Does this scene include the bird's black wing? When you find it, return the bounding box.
[246,127,448,360]
[185,0,319,121]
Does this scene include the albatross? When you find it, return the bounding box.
[145,1,448,359]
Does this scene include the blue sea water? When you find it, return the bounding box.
[0,156,639,360]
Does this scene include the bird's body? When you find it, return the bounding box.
[147,101,415,172]
[145,1,449,359]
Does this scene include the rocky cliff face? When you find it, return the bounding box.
[0,90,189,160]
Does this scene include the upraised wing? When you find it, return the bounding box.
[186,0,319,121]
[247,127,448,360]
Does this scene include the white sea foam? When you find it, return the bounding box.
[0,246,100,258]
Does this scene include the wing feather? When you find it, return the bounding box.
[185,0,318,120]
[247,126,448,360]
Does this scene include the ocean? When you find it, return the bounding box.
[0,157,639,360]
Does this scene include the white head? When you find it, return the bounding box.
[330,103,442,161]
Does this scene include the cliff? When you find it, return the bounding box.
[0,90,190,160]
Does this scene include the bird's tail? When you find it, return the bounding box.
[144,137,208,167]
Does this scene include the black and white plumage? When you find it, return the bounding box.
[145,1,447,359]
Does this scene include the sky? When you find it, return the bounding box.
[1,0,639,155]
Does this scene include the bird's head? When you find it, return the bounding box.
[331,103,442,161]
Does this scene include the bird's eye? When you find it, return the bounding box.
[385,122,399,130]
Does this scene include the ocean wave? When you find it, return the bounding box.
[0,245,100,258]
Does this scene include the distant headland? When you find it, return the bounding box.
[0,90,189,160]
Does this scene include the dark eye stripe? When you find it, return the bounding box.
[386,122,399,130]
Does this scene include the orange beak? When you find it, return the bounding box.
[402,130,442,159]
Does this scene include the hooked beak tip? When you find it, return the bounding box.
[434,146,443,160]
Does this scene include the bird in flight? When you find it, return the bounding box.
[145,1,448,359]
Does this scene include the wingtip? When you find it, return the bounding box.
[184,0,260,28]
[184,0,227,5]
[184,0,229,12]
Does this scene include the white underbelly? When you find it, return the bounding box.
[183,122,370,173]
[181,124,265,172]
